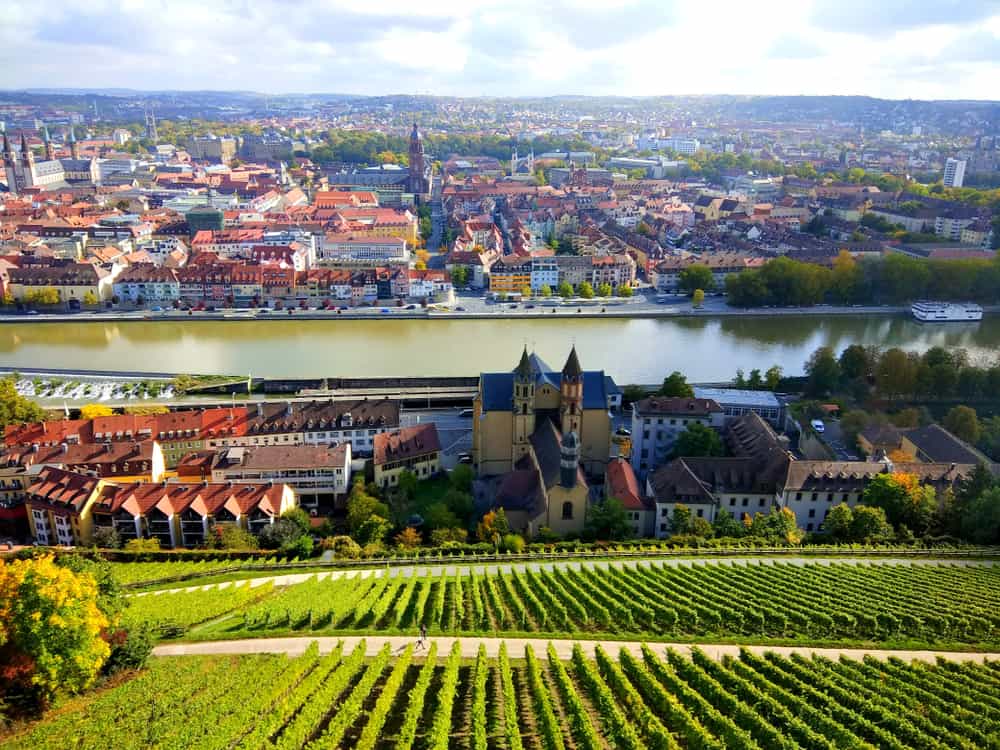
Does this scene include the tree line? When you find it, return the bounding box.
[725,252,1000,308]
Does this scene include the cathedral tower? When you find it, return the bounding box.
[42,125,55,161]
[408,123,426,197]
[512,347,536,464]
[2,134,17,195]
[19,134,35,190]
[560,346,583,436]
[68,128,80,160]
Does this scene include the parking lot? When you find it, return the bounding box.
[400,407,474,470]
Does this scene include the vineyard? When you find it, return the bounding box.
[107,558,297,586]
[142,561,1000,645]
[5,641,1000,750]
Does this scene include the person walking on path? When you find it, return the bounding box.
[416,623,427,650]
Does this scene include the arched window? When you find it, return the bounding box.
[522,403,527,415]
[561,501,573,520]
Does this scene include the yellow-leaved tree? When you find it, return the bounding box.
[0,555,110,714]
[79,404,114,420]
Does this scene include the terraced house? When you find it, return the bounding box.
[373,423,441,488]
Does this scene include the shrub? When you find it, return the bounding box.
[323,535,361,559]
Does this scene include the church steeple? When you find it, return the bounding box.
[20,134,34,169]
[42,125,55,161]
[408,122,426,197]
[512,346,536,465]
[68,127,80,160]
[560,346,583,436]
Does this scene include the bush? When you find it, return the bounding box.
[323,535,361,559]
[281,535,313,558]
[501,534,525,553]
[91,526,121,549]
[124,538,160,552]
[103,625,154,675]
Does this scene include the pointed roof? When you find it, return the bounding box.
[68,128,77,143]
[42,125,50,143]
[562,346,582,378]
[515,346,532,379]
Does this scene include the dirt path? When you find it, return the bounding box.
[153,635,1000,664]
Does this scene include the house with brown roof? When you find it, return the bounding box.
[373,423,441,489]
[23,466,102,546]
[188,442,351,508]
[647,412,977,537]
[606,457,652,537]
[7,261,114,303]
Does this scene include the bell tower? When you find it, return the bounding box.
[560,346,583,436]
[2,134,17,195]
[68,127,80,160]
[20,134,35,190]
[408,122,426,197]
[512,347,536,465]
[42,125,55,161]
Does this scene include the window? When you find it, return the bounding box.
[696,508,704,518]
[826,493,833,502]
[806,523,814,532]
[561,501,573,520]
[759,498,765,507]
[811,492,818,501]
[742,498,749,507]
[842,493,849,502]
[808,508,815,518]
[643,431,649,439]
[660,523,668,532]
[795,492,802,501]
[641,449,648,458]
[729,498,736,506]
[660,507,669,517]
[657,418,663,425]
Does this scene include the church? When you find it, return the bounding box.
[472,347,614,536]
[2,130,99,195]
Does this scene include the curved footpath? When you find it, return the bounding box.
[134,555,997,596]
[153,635,1000,664]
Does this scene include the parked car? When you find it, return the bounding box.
[455,306,466,311]
[810,419,826,433]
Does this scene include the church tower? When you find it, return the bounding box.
[560,346,583,436]
[407,123,426,197]
[2,134,18,195]
[512,347,536,464]
[20,134,35,190]
[42,125,55,161]
[68,128,80,160]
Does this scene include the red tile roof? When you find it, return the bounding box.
[373,423,441,466]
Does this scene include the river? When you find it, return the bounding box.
[1,315,998,384]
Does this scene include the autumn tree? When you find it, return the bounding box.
[394,527,422,549]
[692,288,705,308]
[80,404,114,419]
[477,508,510,545]
[0,555,111,716]
[0,378,45,430]
[861,473,936,535]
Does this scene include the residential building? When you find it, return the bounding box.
[319,234,409,265]
[630,397,724,479]
[7,262,114,303]
[112,265,180,304]
[943,158,966,188]
[373,423,441,488]
[606,456,653,537]
[89,478,297,548]
[184,443,351,508]
[650,253,766,293]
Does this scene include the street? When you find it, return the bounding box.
[400,407,473,469]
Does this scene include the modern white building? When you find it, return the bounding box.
[943,158,966,188]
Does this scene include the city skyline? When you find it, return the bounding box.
[1,0,999,101]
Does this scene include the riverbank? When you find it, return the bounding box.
[0,302,968,323]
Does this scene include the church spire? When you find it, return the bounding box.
[68,127,80,159]
[42,124,55,161]
[20,134,34,168]
[515,346,532,380]
[562,345,582,379]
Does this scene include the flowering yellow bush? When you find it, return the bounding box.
[0,555,110,705]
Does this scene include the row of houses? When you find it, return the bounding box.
[610,412,980,539]
[110,263,453,306]
[474,252,637,293]
[7,420,443,546]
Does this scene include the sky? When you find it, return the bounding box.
[1,0,999,100]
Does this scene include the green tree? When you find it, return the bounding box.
[597,282,613,297]
[657,371,694,398]
[669,504,692,535]
[692,288,705,308]
[585,497,630,540]
[830,250,861,304]
[849,505,894,542]
[346,477,389,535]
[746,369,763,390]
[578,281,595,299]
[944,405,981,445]
[557,281,574,298]
[520,285,532,299]
[712,508,744,538]
[396,470,419,502]
[959,486,1000,544]
[764,365,783,390]
[876,347,917,400]
[746,507,803,544]
[804,346,841,396]
[823,503,854,540]
[450,464,474,493]
[0,377,45,430]
[539,284,553,298]
[678,264,715,294]
[450,266,468,288]
[215,525,258,550]
[838,344,871,381]
[673,422,724,458]
[423,502,460,530]
[617,284,633,298]
[862,473,936,536]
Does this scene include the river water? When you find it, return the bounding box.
[1,315,998,384]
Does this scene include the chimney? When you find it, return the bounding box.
[256,402,263,417]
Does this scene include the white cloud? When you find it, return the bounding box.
[0,0,996,99]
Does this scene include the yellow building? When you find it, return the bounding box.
[472,347,614,536]
[373,423,441,489]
